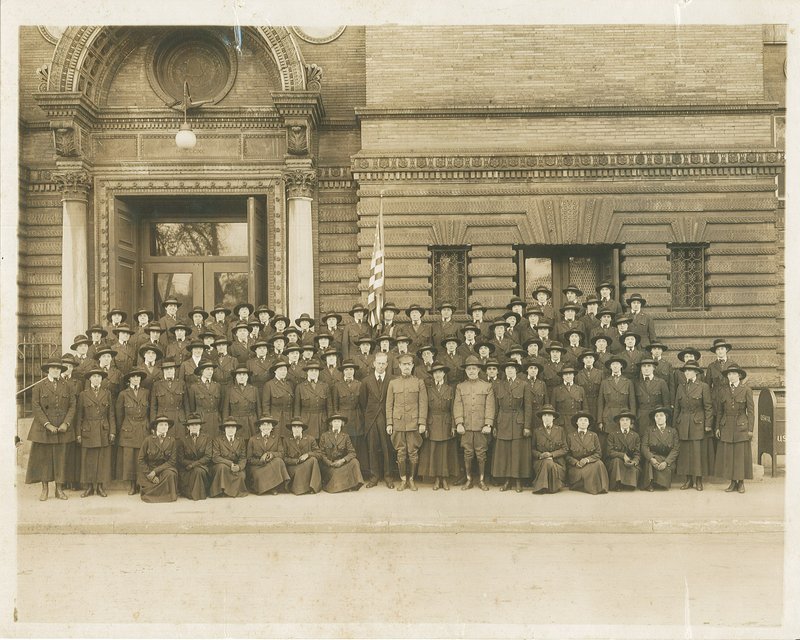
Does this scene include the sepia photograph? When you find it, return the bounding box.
[1,1,798,638]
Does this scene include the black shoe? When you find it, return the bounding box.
[96,485,108,497]
[724,481,737,492]
[81,486,95,498]
[737,481,745,494]
[384,477,395,490]
[365,478,378,488]
[461,478,473,491]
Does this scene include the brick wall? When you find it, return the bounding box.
[366,25,765,108]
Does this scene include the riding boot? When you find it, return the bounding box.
[478,460,489,491]
[695,476,703,491]
[408,463,418,491]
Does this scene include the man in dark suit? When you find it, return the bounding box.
[358,351,395,488]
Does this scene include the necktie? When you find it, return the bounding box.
[192,435,197,443]
[731,384,735,391]
[93,387,99,395]
[228,437,234,444]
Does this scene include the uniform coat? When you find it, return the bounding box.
[149,378,188,438]
[453,378,496,465]
[26,377,77,484]
[75,385,115,484]
[541,360,565,391]
[439,351,465,385]
[179,356,205,385]
[262,377,296,439]
[113,341,136,375]
[210,434,248,497]
[431,319,462,350]
[223,383,261,439]
[596,375,637,431]
[230,338,253,366]
[385,374,428,466]
[634,375,671,430]
[605,429,641,488]
[177,433,212,500]
[531,425,568,493]
[713,382,754,481]
[619,348,645,380]
[674,378,715,477]
[318,430,363,492]
[213,353,238,388]
[137,435,179,502]
[418,381,459,478]
[641,425,680,489]
[332,379,364,438]
[406,321,433,354]
[284,434,323,494]
[246,433,290,494]
[342,320,372,360]
[550,383,586,431]
[293,380,333,441]
[575,367,603,421]
[115,386,150,481]
[187,380,223,437]
[247,356,272,387]
[628,311,656,347]
[319,365,345,388]
[566,431,609,494]
[525,376,549,430]
[491,377,533,479]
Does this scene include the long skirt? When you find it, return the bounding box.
[676,437,715,477]
[714,440,753,481]
[640,459,674,489]
[567,460,609,494]
[606,458,639,488]
[531,457,566,493]
[115,446,139,482]
[79,446,112,484]
[418,438,460,478]
[248,459,291,495]
[138,468,179,503]
[25,442,68,484]
[209,464,248,497]
[287,458,322,495]
[65,441,82,484]
[179,465,210,500]
[230,414,257,441]
[490,438,532,479]
[321,458,363,493]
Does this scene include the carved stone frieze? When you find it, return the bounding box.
[52,169,91,196]
[53,126,82,157]
[287,125,309,156]
[282,169,317,198]
[305,63,323,92]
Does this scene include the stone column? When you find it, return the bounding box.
[53,170,91,353]
[283,168,317,319]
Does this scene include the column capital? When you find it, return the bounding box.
[52,169,91,199]
[282,168,317,199]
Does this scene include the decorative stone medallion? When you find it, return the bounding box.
[147,29,238,105]
[290,26,346,44]
[38,26,66,45]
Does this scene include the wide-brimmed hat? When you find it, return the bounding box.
[256,415,279,426]
[220,418,242,431]
[546,341,567,354]
[429,361,450,374]
[590,334,611,348]
[327,413,348,425]
[416,344,437,357]
[582,296,601,308]
[94,346,118,359]
[468,301,488,313]
[169,322,192,336]
[70,334,91,351]
[270,314,290,328]
[502,311,521,325]
[536,321,553,331]
[340,360,360,371]
[559,303,582,315]
[233,302,254,316]
[563,328,584,342]
[531,285,552,298]
[231,321,250,334]
[145,321,165,333]
[60,353,78,367]
[604,355,628,370]
[507,345,525,357]
[438,301,457,311]
[185,414,204,426]
[283,325,301,337]
[502,359,525,372]
[247,318,263,330]
[475,340,496,354]
[625,293,647,307]
[314,331,334,345]
[112,323,133,335]
[405,303,427,317]
[284,344,302,355]
[106,308,128,323]
[302,360,322,371]
[269,357,290,372]
[522,337,543,350]
[193,360,218,375]
[523,358,542,370]
[680,361,703,372]
[122,368,147,384]
[320,311,342,324]
[232,366,250,378]
[348,303,368,316]
[197,329,217,341]
[289,417,308,431]
[709,338,733,353]
[320,348,340,360]
[484,357,501,369]
[394,334,412,345]
[597,309,615,319]
[41,360,67,373]
[440,335,460,347]
[255,305,275,317]
[638,357,657,368]
[461,323,480,335]
[618,331,641,346]
[645,341,668,352]
[525,307,545,318]
[461,355,485,369]
[558,366,578,376]
[213,336,232,346]
[595,281,615,292]
[162,296,182,308]
[210,304,231,316]
[267,332,288,345]
[722,365,747,380]
[562,284,584,297]
[506,296,527,310]
[613,315,633,326]
[571,411,594,428]
[138,344,163,360]
[677,347,701,363]
[86,324,108,338]
[357,336,376,347]
[579,350,599,362]
[536,404,559,419]
[150,415,174,429]
[295,313,315,326]
[160,358,178,370]
[133,308,155,321]
[249,339,270,352]
[649,406,673,421]
[489,319,509,331]
[397,353,415,365]
[185,340,205,353]
[85,367,107,379]
[613,411,637,425]
[187,306,208,320]
[382,301,401,313]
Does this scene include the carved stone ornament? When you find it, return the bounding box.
[282,169,317,198]
[305,63,323,91]
[53,127,81,157]
[36,63,50,92]
[287,125,309,156]
[52,170,91,195]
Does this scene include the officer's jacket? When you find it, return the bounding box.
[716,383,754,443]
[115,387,150,448]
[75,386,115,448]
[149,378,187,425]
[318,430,356,465]
[113,342,136,375]
[247,433,285,465]
[606,430,641,464]
[247,356,272,387]
[342,321,372,360]
[426,382,455,441]
[575,367,603,406]
[453,378,495,431]
[284,434,321,464]
[431,319,462,350]
[177,434,211,470]
[137,435,177,475]
[532,426,568,465]
[187,380,223,418]
[224,384,261,417]
[262,377,296,431]
[706,358,740,396]
[566,431,602,465]
[550,383,586,426]
[634,376,671,429]
[641,426,680,465]
[213,354,238,387]
[211,435,247,467]
[628,311,656,347]
[230,339,253,366]
[597,375,637,429]
[386,375,428,431]
[494,377,532,440]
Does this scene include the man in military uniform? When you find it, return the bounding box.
[385,354,428,491]
[452,355,496,490]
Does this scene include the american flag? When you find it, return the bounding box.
[367,195,385,327]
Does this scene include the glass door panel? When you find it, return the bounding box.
[204,262,250,309]
[143,264,203,314]
[523,257,552,299]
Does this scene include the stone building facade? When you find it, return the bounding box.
[18,25,785,387]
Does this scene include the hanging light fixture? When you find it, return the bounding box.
[174,80,197,149]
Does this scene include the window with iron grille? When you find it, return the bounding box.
[669,244,707,310]
[430,247,469,313]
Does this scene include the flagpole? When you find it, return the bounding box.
[377,190,385,325]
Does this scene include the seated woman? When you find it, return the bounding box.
[177,414,212,500]
[136,416,179,503]
[284,417,322,495]
[605,411,641,491]
[641,406,680,491]
[247,415,291,495]
[531,404,568,494]
[210,418,248,497]
[318,414,363,493]
[566,411,609,495]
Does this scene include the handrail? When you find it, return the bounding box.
[17,377,46,395]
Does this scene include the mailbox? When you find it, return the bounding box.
[757,388,785,477]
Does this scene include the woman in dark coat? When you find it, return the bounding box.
[75,368,115,497]
[247,415,291,495]
[491,360,533,492]
[713,366,754,493]
[524,359,548,431]
[177,414,212,500]
[318,414,364,493]
[115,368,150,495]
[60,353,84,490]
[566,411,609,494]
[223,366,261,440]
[641,407,681,491]
[187,360,223,437]
[418,363,459,490]
[210,418,249,497]
[262,357,296,439]
[284,417,323,495]
[673,361,714,491]
[331,361,367,474]
[137,416,179,503]
[531,405,568,494]
[293,361,332,441]
[605,411,641,491]
[26,360,77,501]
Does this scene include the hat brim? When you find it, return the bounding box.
[41,362,68,373]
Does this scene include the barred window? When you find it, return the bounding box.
[430,247,469,313]
[669,244,707,310]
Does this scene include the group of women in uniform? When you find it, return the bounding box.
[24,282,755,501]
